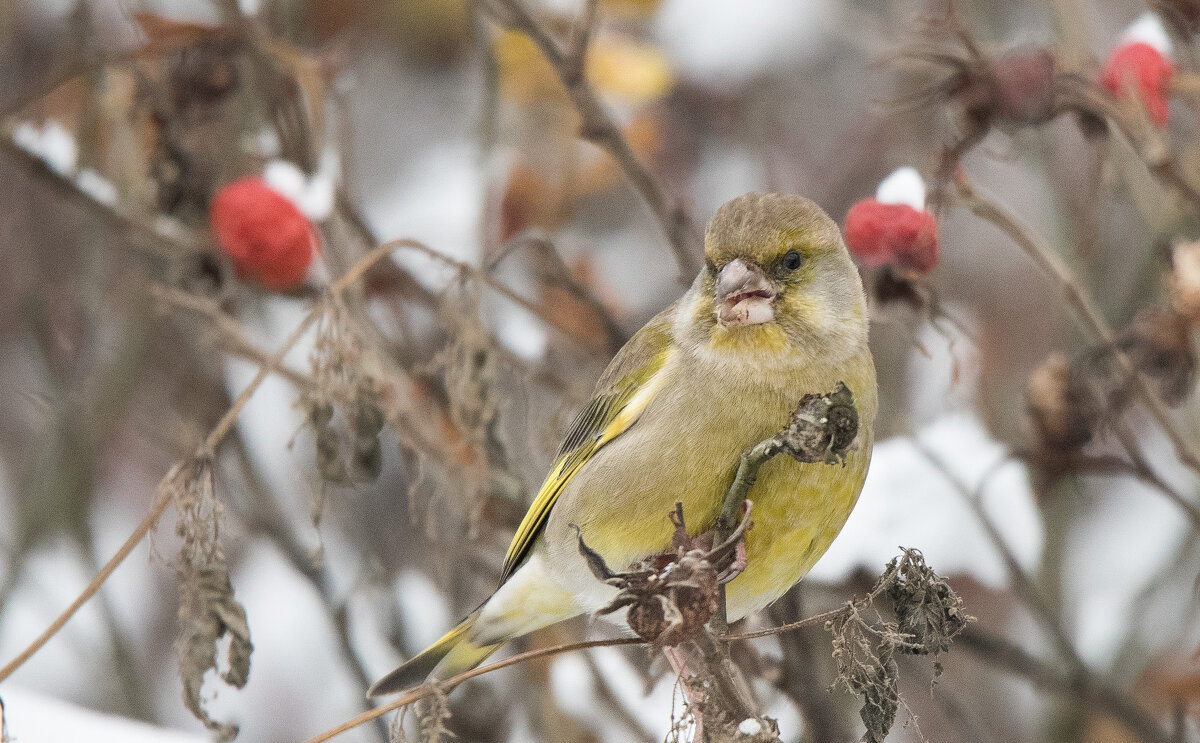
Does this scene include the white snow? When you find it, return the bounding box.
[13,120,78,177]
[810,412,1043,589]
[738,717,764,735]
[655,0,836,90]
[1121,12,1172,55]
[76,168,118,206]
[874,166,927,212]
[0,686,207,743]
[246,126,282,158]
[263,149,338,222]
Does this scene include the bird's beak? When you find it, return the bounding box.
[715,258,776,327]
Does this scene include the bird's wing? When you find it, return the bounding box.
[497,306,678,585]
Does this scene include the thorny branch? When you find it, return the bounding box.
[0,242,399,686]
[299,546,969,743]
[957,180,1200,488]
[477,0,704,281]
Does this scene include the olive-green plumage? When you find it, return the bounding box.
[369,193,877,697]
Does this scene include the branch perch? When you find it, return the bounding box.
[712,381,860,632]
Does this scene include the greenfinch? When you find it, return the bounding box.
[369,192,877,696]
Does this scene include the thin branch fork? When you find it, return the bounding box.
[956,181,1200,483]
[476,0,704,281]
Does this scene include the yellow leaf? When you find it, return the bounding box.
[496,30,673,105]
[586,34,673,104]
[496,29,562,103]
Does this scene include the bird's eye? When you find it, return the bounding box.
[782,250,803,271]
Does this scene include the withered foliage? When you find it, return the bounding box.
[574,502,752,648]
[828,550,970,743]
[302,300,387,491]
[170,457,254,742]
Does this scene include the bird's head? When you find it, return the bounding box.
[675,193,869,366]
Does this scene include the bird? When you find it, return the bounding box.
[368,192,878,696]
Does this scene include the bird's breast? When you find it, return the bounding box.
[544,346,876,618]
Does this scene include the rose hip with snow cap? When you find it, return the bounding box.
[844,167,939,275]
[1102,13,1174,127]
[210,177,318,291]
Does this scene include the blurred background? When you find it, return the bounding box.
[0,0,1198,741]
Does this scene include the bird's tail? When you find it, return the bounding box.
[367,611,501,697]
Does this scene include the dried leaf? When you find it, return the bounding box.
[885,550,969,655]
[177,566,253,742]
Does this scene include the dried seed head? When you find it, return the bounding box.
[1027,352,1100,450]
[885,550,970,655]
[895,39,1061,131]
[1170,240,1200,323]
[991,47,1059,126]
[581,503,744,648]
[1117,307,1196,406]
[778,381,860,465]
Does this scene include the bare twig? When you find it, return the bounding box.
[300,550,946,743]
[958,628,1171,743]
[396,238,626,349]
[0,244,397,685]
[301,637,644,743]
[1061,76,1200,212]
[957,181,1200,482]
[489,232,628,353]
[1109,422,1200,531]
[477,0,703,281]
[0,134,202,259]
[917,445,1176,743]
[768,591,853,743]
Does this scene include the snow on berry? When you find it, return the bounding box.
[210,177,318,290]
[874,165,926,211]
[1102,14,1174,127]
[844,167,939,275]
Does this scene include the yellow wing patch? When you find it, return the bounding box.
[497,351,673,585]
